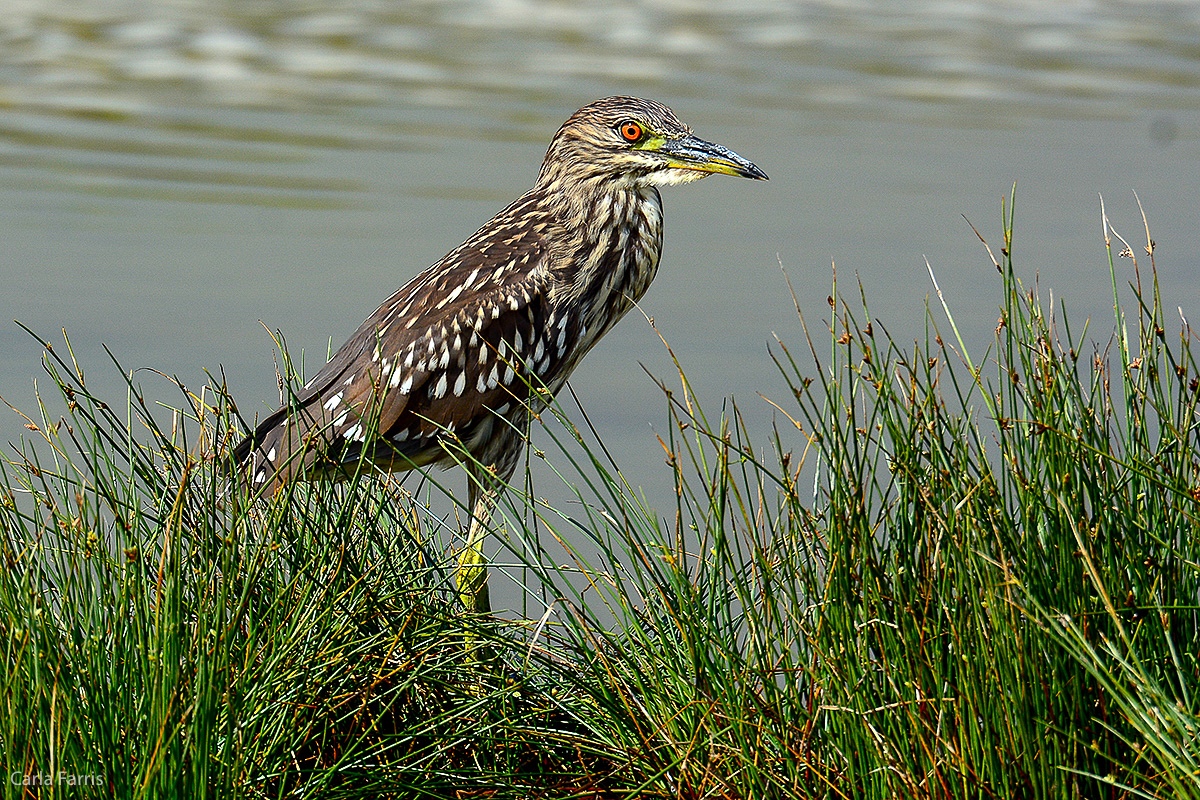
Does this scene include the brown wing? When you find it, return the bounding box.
[235,194,579,491]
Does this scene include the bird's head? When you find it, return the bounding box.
[538,96,768,190]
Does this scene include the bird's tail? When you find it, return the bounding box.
[232,399,331,494]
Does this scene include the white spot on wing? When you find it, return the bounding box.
[453,372,466,396]
[432,373,447,398]
[324,393,343,412]
[267,447,276,463]
[437,285,462,309]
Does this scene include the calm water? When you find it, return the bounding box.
[3,1,1200,534]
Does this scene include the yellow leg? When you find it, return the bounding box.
[457,479,498,675]
[455,433,520,616]
[454,437,521,677]
[456,511,492,614]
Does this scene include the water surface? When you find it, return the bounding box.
[2,0,1198,551]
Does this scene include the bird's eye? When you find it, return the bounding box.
[618,121,644,143]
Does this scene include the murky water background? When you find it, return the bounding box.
[3,1,1199,549]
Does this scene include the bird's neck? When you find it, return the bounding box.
[540,179,664,345]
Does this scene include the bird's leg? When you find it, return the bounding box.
[457,470,495,615]
[456,429,522,615]
[457,457,515,677]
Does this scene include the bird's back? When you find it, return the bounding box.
[234,181,663,491]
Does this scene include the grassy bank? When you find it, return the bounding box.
[2,191,1198,798]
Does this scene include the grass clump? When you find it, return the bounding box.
[1,188,1197,798]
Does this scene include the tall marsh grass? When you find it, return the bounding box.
[1,191,1197,798]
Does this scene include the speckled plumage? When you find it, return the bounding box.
[234,96,766,612]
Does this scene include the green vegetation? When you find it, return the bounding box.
[2,191,1197,798]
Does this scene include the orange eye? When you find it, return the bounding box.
[618,121,644,142]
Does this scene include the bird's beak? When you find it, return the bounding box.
[654,134,768,180]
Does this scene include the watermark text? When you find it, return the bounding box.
[11,771,103,787]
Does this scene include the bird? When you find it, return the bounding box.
[233,96,767,614]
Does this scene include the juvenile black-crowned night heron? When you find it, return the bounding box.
[234,96,766,613]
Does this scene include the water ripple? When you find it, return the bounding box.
[0,1,1195,122]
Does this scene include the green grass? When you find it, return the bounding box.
[1,188,1197,798]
